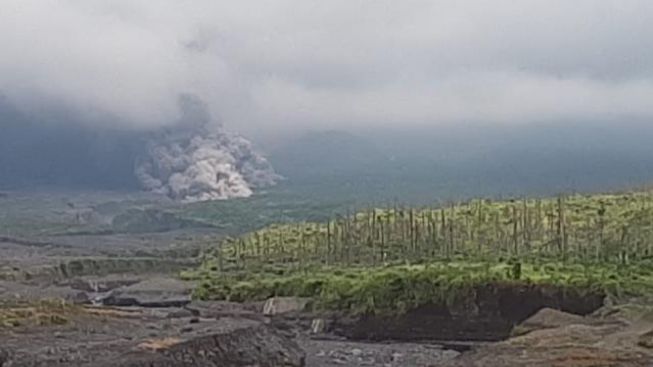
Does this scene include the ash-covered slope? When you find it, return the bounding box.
[135,95,280,202]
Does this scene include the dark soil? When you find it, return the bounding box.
[0,308,304,367]
[331,283,605,341]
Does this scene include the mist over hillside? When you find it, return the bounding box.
[0,98,146,190]
[2,90,653,202]
[0,95,280,201]
[269,122,653,202]
[2,0,653,204]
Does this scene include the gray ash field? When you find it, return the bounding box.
[0,190,462,366]
[2,189,653,367]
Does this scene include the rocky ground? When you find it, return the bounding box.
[0,306,304,366]
[300,339,460,366]
[0,228,463,366]
[447,304,653,367]
[3,192,653,366]
[0,296,461,366]
[4,292,653,366]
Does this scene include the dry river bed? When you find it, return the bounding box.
[3,233,653,366]
[3,272,653,366]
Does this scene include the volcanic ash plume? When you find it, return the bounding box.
[135,95,280,202]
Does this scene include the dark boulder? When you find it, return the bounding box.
[97,321,305,367]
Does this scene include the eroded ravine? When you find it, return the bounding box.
[330,283,605,342]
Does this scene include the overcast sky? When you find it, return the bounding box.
[1,0,652,137]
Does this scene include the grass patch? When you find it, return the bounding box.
[0,299,79,328]
[190,260,653,315]
[203,191,653,272]
[189,190,653,315]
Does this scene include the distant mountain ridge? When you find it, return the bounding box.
[269,130,390,179]
[268,125,653,202]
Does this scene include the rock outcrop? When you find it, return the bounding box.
[332,284,605,342]
[511,307,589,336]
[99,278,194,308]
[99,321,305,367]
[263,297,311,316]
[446,302,653,367]
[0,308,305,367]
[0,348,11,367]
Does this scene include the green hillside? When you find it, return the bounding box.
[187,190,653,314]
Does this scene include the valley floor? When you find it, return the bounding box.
[4,190,653,366]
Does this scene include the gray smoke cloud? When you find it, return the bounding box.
[1,0,653,139]
[135,95,280,202]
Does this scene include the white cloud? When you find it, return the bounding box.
[1,0,652,134]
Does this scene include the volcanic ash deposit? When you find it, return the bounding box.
[135,96,280,202]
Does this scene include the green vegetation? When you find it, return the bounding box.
[189,261,653,315]
[188,191,653,314]
[0,188,356,237]
[111,208,212,233]
[199,191,653,269]
[175,187,354,235]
